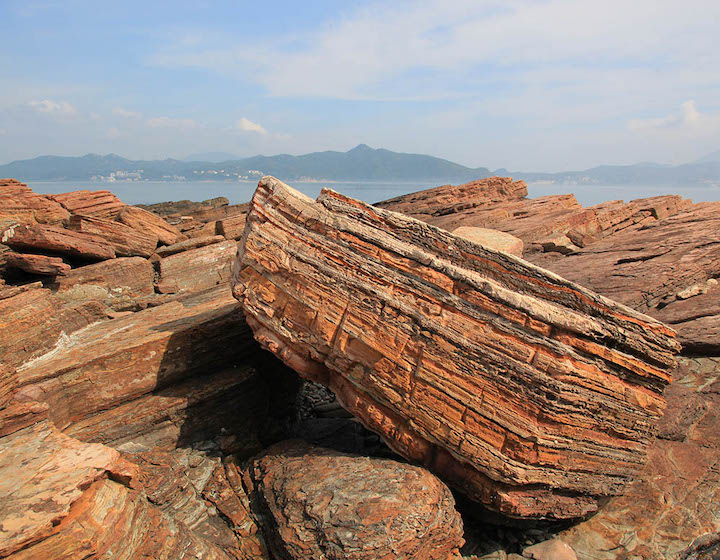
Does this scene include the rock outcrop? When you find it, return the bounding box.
[245,440,464,560]
[232,176,680,519]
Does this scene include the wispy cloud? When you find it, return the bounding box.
[235,117,267,135]
[146,116,198,129]
[628,100,713,132]
[28,99,77,116]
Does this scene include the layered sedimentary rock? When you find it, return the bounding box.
[47,189,127,219]
[5,251,71,276]
[14,286,255,432]
[232,177,680,519]
[452,227,524,257]
[1,222,116,261]
[51,256,155,310]
[117,205,186,245]
[156,239,237,294]
[0,178,70,225]
[245,440,464,560]
[66,214,159,257]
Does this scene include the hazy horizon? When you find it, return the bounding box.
[1,1,719,172]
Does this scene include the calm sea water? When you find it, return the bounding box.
[30,179,720,207]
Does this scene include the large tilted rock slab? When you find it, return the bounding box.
[0,178,70,225]
[47,189,127,219]
[232,177,680,519]
[245,440,464,560]
[1,222,116,261]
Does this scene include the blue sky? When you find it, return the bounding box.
[1,0,719,171]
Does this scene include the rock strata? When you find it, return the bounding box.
[232,176,680,519]
[245,440,464,560]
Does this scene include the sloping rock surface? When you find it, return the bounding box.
[232,176,680,519]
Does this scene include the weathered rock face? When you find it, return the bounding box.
[117,205,186,245]
[558,357,720,559]
[2,222,116,261]
[156,239,237,294]
[232,177,680,519]
[0,178,70,225]
[47,189,127,219]
[245,440,464,560]
[66,214,159,257]
[5,251,71,276]
[452,226,524,257]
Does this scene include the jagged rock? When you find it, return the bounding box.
[156,239,237,294]
[378,180,691,253]
[232,177,680,519]
[0,364,17,409]
[0,404,239,559]
[127,449,268,558]
[530,201,720,353]
[50,256,155,311]
[539,234,579,255]
[245,440,464,560]
[154,234,226,258]
[117,205,186,245]
[377,177,528,218]
[13,286,258,432]
[1,222,116,261]
[0,178,70,225]
[452,227,524,256]
[217,213,248,240]
[558,357,720,559]
[66,214,159,257]
[5,251,71,276]
[47,189,127,219]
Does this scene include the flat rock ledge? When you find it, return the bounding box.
[232,176,680,519]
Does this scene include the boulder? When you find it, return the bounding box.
[117,205,186,246]
[245,440,464,560]
[156,239,237,294]
[5,251,71,276]
[232,177,680,519]
[66,214,158,257]
[47,189,127,219]
[452,226,524,256]
[1,222,116,261]
[217,213,247,240]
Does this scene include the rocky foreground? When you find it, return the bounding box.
[0,176,719,559]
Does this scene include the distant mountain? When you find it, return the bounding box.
[695,150,720,164]
[183,152,241,163]
[512,161,720,186]
[0,145,490,183]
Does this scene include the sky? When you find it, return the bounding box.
[0,0,719,171]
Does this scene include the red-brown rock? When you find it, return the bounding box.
[0,178,70,225]
[217,212,247,240]
[245,440,464,560]
[232,177,680,519]
[156,239,237,294]
[47,189,127,219]
[14,286,257,432]
[5,251,71,276]
[51,256,155,311]
[452,226,524,256]
[117,205,186,245]
[1,222,116,261]
[66,214,159,257]
[154,234,225,258]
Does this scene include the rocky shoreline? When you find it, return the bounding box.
[0,176,718,559]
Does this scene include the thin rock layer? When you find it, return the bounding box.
[232,176,680,519]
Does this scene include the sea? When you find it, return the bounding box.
[29,179,720,207]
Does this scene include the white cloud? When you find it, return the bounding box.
[235,117,267,135]
[28,99,77,115]
[146,116,198,129]
[628,101,720,133]
[0,129,7,135]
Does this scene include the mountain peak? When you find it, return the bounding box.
[348,143,374,153]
